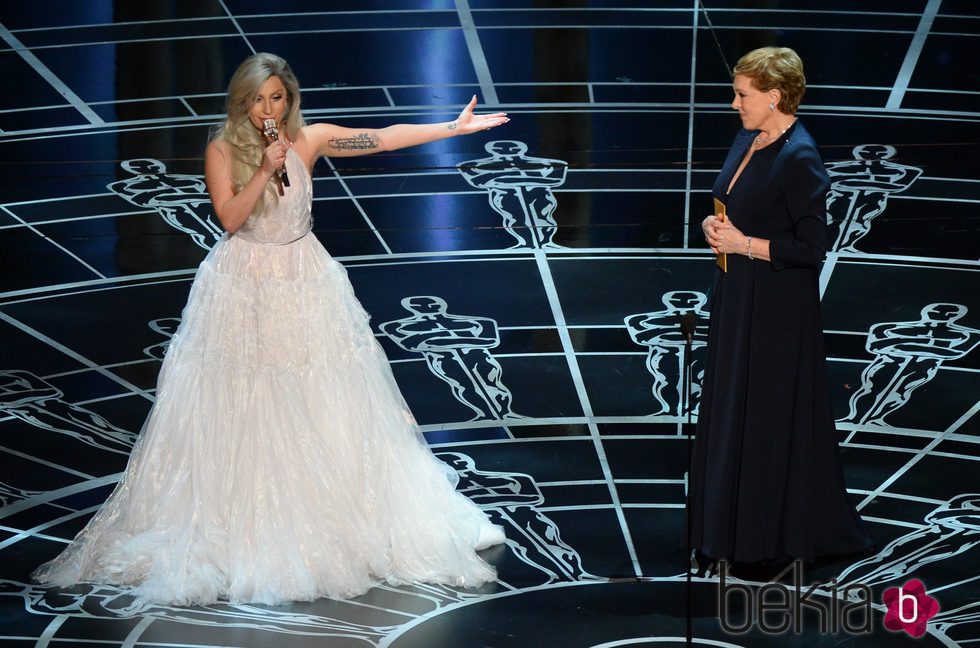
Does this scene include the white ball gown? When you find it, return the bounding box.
[33,149,505,606]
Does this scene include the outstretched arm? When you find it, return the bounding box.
[309,96,509,158]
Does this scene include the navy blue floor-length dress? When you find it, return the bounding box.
[690,121,872,563]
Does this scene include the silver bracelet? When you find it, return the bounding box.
[746,236,754,260]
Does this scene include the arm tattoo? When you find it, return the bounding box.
[447,121,457,131]
[328,133,379,151]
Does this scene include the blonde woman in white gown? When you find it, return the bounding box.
[33,53,510,606]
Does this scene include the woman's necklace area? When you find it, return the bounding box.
[754,118,797,148]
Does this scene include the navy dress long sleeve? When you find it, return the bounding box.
[690,121,872,563]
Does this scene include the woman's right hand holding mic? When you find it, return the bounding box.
[261,139,289,177]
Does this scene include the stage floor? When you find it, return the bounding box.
[1,2,978,646]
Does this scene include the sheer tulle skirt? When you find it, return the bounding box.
[33,233,503,605]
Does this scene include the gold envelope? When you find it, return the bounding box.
[714,197,727,272]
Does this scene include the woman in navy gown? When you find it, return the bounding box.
[691,47,872,566]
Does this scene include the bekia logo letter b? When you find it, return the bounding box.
[883,579,939,638]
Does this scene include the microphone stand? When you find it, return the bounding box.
[680,313,696,647]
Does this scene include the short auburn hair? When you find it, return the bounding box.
[733,47,806,114]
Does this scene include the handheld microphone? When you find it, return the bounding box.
[680,313,697,345]
[261,119,290,189]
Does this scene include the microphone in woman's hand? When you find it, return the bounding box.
[262,119,290,188]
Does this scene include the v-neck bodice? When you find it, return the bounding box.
[713,122,798,239]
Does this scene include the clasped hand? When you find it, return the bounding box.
[703,214,748,255]
[452,96,510,135]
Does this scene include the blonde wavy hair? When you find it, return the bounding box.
[212,53,305,213]
[733,46,806,114]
